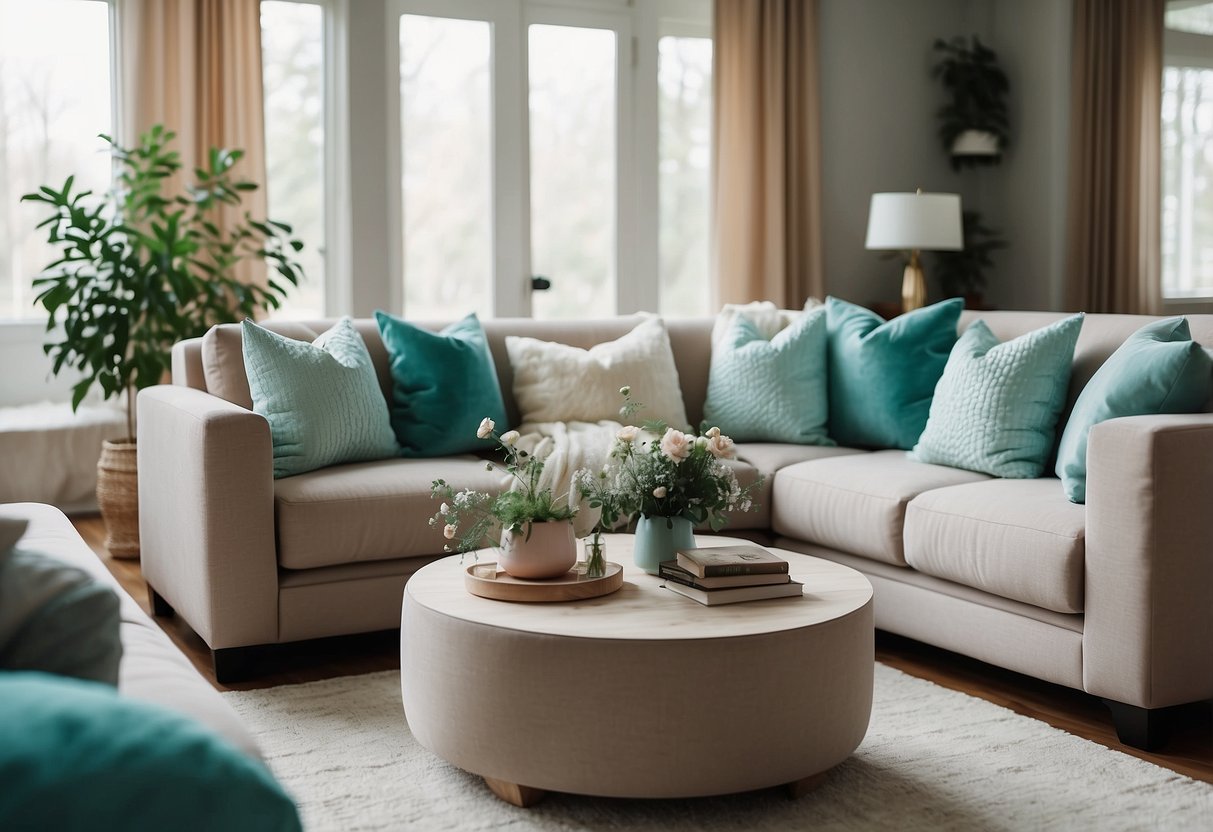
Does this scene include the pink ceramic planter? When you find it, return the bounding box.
[498,521,577,579]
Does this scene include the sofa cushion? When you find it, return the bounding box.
[702,309,832,444]
[911,314,1084,478]
[275,457,510,569]
[826,296,963,450]
[1055,317,1213,504]
[718,444,864,530]
[0,673,301,832]
[903,479,1086,614]
[506,317,690,429]
[771,450,989,565]
[243,318,399,478]
[375,311,509,457]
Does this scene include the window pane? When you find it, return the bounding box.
[1162,65,1213,297]
[658,35,712,318]
[1167,2,1213,36]
[262,1,326,319]
[0,0,111,321]
[529,24,616,319]
[400,15,493,320]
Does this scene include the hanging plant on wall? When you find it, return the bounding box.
[932,36,1010,169]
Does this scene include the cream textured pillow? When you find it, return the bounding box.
[710,298,823,351]
[507,318,690,429]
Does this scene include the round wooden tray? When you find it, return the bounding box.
[464,562,624,603]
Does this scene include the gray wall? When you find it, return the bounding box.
[818,0,1073,312]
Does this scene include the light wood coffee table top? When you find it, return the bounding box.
[405,534,873,640]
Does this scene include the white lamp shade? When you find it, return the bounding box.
[864,192,963,251]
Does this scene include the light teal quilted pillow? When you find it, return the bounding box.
[1056,317,1213,503]
[910,314,1084,478]
[701,308,833,444]
[242,318,398,478]
[826,296,963,450]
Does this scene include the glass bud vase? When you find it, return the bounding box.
[633,515,695,575]
[583,530,607,579]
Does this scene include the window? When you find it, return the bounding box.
[0,0,113,321]
[261,0,327,318]
[1163,1,1213,299]
[658,34,713,318]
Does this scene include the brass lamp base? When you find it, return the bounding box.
[902,250,926,314]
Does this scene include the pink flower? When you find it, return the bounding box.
[443,524,458,539]
[707,433,736,459]
[616,425,639,442]
[653,486,667,498]
[660,428,692,463]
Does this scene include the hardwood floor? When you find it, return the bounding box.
[72,515,1213,784]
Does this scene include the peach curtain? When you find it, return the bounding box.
[711,0,824,309]
[119,0,267,288]
[1065,0,1165,314]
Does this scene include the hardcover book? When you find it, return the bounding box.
[663,579,804,606]
[675,545,789,578]
[658,561,790,589]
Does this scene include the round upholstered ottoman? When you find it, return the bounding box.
[400,536,873,805]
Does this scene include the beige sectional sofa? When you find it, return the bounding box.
[139,311,1213,750]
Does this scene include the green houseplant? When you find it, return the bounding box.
[933,210,1006,306]
[22,125,306,555]
[932,36,1010,169]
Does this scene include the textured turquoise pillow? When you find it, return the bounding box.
[242,318,398,478]
[1056,317,1212,503]
[911,314,1084,478]
[702,308,832,444]
[374,311,509,457]
[0,672,300,832]
[826,296,963,449]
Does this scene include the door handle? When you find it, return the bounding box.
[530,275,552,292]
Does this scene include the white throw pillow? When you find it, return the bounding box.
[506,317,690,429]
[710,298,824,351]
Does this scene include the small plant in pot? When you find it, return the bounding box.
[22,125,306,557]
[431,418,578,579]
[933,210,1006,308]
[932,36,1010,169]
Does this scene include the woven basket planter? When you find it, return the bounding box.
[97,439,140,559]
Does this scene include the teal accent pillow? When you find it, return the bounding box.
[374,311,509,457]
[701,308,832,444]
[242,318,398,478]
[0,673,301,832]
[1056,317,1213,503]
[826,296,964,449]
[0,546,122,686]
[911,314,1085,478]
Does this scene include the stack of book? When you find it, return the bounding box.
[659,545,802,606]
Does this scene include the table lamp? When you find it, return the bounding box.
[864,190,963,313]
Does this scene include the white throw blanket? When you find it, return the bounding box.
[511,420,622,537]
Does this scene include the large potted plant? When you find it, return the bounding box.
[22,125,305,557]
[933,210,1006,308]
[932,36,1010,169]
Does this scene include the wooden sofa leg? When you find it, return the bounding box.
[1103,699,1169,751]
[147,586,174,618]
[212,647,260,685]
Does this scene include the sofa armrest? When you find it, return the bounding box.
[1084,413,1213,708]
[137,385,278,650]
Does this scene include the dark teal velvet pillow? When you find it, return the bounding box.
[0,672,301,832]
[374,311,509,456]
[826,296,964,449]
[1055,317,1213,503]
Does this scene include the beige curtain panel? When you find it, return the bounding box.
[119,0,268,290]
[712,0,824,309]
[1066,0,1165,315]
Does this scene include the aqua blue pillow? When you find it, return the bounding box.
[826,297,963,449]
[374,311,509,457]
[0,672,300,832]
[911,314,1084,478]
[242,318,398,478]
[701,309,832,444]
[1056,317,1212,503]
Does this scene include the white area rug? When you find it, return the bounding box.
[224,665,1212,831]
